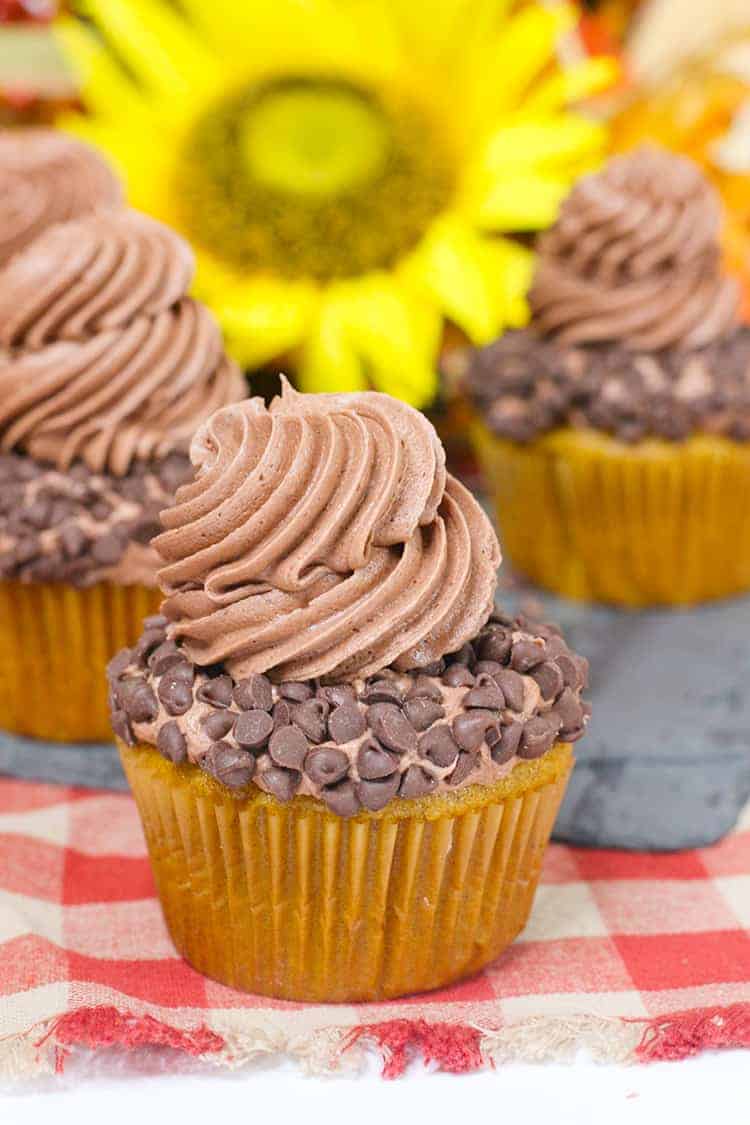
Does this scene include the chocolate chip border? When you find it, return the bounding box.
[109,611,590,818]
[463,326,750,445]
[0,451,193,585]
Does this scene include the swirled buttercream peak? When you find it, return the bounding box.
[157,380,500,681]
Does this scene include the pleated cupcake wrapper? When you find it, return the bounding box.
[0,581,161,742]
[471,419,750,606]
[120,742,573,1003]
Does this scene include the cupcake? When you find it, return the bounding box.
[109,381,589,1002]
[0,129,122,265]
[466,145,750,606]
[0,208,245,741]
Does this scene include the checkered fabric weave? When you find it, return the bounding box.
[1,777,748,1079]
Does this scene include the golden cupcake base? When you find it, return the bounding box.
[472,421,750,607]
[120,740,574,1003]
[0,581,161,742]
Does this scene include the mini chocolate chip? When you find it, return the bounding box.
[202,710,236,741]
[134,627,167,665]
[452,709,495,751]
[158,452,192,492]
[293,698,329,743]
[474,660,502,678]
[305,747,349,786]
[24,497,52,530]
[442,664,475,688]
[361,679,404,705]
[157,720,187,763]
[367,702,417,754]
[403,696,445,731]
[491,721,523,764]
[419,723,459,768]
[449,752,478,786]
[554,687,585,734]
[322,779,360,817]
[557,652,589,691]
[268,725,309,770]
[357,774,400,812]
[168,660,195,684]
[357,738,400,780]
[158,672,193,716]
[543,635,568,659]
[111,708,133,746]
[119,678,159,723]
[399,765,437,799]
[518,716,561,760]
[510,639,546,673]
[272,699,292,728]
[129,516,161,545]
[261,765,301,802]
[234,708,274,750]
[107,648,132,679]
[531,661,565,701]
[477,629,512,663]
[197,675,233,708]
[91,531,126,566]
[233,673,273,712]
[59,524,88,559]
[462,675,505,710]
[203,742,256,788]
[494,668,526,712]
[149,641,183,677]
[328,701,366,744]
[90,499,112,521]
[405,675,442,702]
[279,681,314,702]
[317,683,356,708]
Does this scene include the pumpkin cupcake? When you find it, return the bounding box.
[0,128,121,265]
[109,381,589,1002]
[0,207,244,741]
[466,145,749,606]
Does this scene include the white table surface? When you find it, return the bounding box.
[3,1048,747,1125]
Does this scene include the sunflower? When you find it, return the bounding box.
[57,0,615,405]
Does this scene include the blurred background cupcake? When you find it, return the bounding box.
[0,206,245,742]
[110,383,589,1001]
[0,127,121,264]
[465,144,750,606]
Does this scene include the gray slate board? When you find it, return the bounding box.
[2,590,749,851]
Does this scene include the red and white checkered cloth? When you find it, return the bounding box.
[1,776,749,1080]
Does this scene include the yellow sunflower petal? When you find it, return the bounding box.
[479,115,607,174]
[472,175,571,231]
[55,18,148,121]
[210,277,319,370]
[298,295,370,396]
[175,0,401,87]
[467,3,578,129]
[407,217,528,344]
[339,276,441,404]
[75,0,220,101]
[524,56,621,113]
[298,278,439,405]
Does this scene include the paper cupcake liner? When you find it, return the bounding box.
[472,420,750,606]
[0,581,161,742]
[120,740,573,1002]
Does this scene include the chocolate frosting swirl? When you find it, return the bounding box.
[0,129,122,266]
[530,145,740,351]
[0,209,245,476]
[157,382,500,681]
